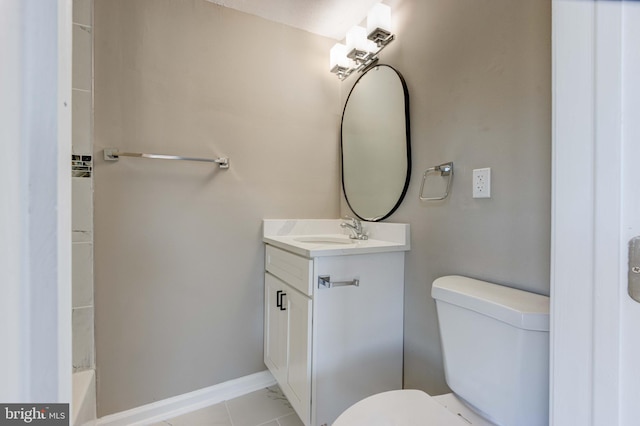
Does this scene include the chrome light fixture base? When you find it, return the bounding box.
[330,36,394,80]
[347,48,373,64]
[329,4,395,80]
[368,28,394,48]
[330,64,354,81]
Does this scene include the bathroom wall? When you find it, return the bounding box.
[93,0,340,416]
[72,0,95,373]
[341,0,551,393]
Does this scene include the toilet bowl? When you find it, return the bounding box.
[333,275,550,426]
[333,390,495,426]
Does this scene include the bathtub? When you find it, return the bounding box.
[73,370,96,425]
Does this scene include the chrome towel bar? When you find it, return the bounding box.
[104,148,229,169]
[318,275,360,289]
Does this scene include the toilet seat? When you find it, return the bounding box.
[332,390,470,426]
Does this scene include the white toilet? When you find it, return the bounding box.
[333,275,550,426]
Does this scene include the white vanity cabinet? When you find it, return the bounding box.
[263,237,406,426]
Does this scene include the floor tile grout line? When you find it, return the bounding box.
[252,411,299,426]
[275,412,300,425]
[224,400,237,426]
[155,386,297,426]
[254,420,279,426]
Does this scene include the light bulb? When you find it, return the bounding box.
[367,3,392,38]
[330,43,349,71]
[346,26,368,53]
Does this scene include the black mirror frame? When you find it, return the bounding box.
[340,64,411,222]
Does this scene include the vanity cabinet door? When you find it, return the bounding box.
[263,272,312,426]
[282,284,312,425]
[264,273,288,383]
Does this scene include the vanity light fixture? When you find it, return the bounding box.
[329,3,395,80]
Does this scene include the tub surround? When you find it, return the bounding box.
[72,0,95,376]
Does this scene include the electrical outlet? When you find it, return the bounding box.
[473,168,491,198]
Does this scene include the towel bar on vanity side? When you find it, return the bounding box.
[104,148,229,169]
[318,275,360,289]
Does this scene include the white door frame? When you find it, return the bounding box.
[57,0,73,403]
[551,1,639,424]
[619,4,640,424]
[0,0,72,402]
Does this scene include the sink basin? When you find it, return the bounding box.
[263,220,410,257]
[293,236,354,245]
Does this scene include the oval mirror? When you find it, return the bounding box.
[341,64,411,221]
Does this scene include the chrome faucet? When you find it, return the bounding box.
[341,216,368,240]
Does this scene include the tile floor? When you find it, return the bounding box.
[148,386,304,426]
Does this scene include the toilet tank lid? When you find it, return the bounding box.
[432,275,550,331]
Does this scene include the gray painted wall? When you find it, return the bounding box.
[341,0,551,393]
[93,0,550,415]
[93,0,340,415]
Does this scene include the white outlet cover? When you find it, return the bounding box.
[473,168,491,198]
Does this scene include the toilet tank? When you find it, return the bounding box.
[432,276,549,426]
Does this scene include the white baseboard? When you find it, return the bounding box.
[92,370,276,426]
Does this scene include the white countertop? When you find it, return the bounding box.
[263,219,410,258]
